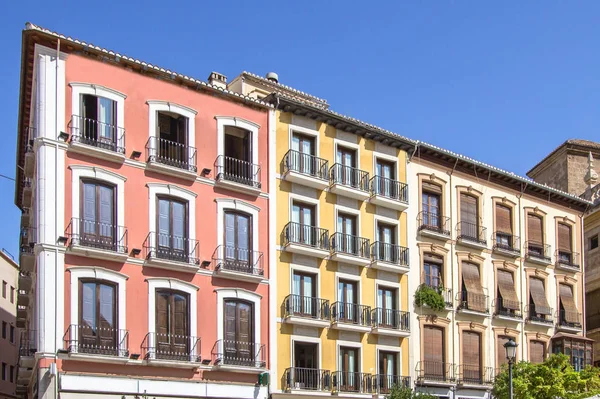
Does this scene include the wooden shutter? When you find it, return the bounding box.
[172,293,188,354]
[462,263,486,312]
[460,194,478,225]
[496,205,512,234]
[497,336,510,369]
[422,182,442,195]
[98,283,116,350]
[463,331,481,367]
[559,284,579,323]
[424,326,444,363]
[79,281,97,349]
[558,223,572,251]
[529,278,552,315]
[156,291,169,351]
[497,270,520,310]
[527,214,543,244]
[530,341,545,364]
[237,302,252,361]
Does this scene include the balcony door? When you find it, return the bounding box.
[337,213,357,254]
[81,94,116,146]
[462,331,481,382]
[339,347,359,391]
[336,146,356,186]
[460,194,479,239]
[422,186,441,228]
[292,202,315,246]
[79,280,116,354]
[292,133,315,175]
[377,287,396,327]
[293,272,316,317]
[224,300,254,365]
[379,351,398,392]
[157,197,187,261]
[224,211,252,272]
[375,159,396,197]
[81,181,115,250]
[423,258,442,289]
[294,342,319,389]
[338,280,358,323]
[224,126,252,182]
[157,111,188,166]
[377,223,396,262]
[423,326,445,379]
[156,290,189,359]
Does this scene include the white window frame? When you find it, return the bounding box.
[147,100,197,149]
[376,344,403,376]
[373,215,400,244]
[334,204,362,237]
[69,165,126,228]
[215,198,260,253]
[372,152,399,180]
[146,277,198,337]
[147,183,197,244]
[290,335,322,368]
[333,139,361,169]
[290,264,321,298]
[69,82,126,129]
[215,288,262,345]
[289,194,320,227]
[216,116,260,167]
[336,340,363,373]
[335,271,362,303]
[375,279,401,311]
[288,125,320,157]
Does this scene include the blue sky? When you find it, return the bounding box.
[1,1,599,257]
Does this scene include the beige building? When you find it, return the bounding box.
[528,139,600,364]
[0,250,19,399]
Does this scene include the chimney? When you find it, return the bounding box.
[208,72,227,89]
[266,72,279,83]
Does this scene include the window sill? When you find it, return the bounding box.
[418,228,451,242]
[556,262,580,273]
[369,194,408,211]
[146,160,197,181]
[69,141,126,164]
[144,256,200,273]
[524,255,553,266]
[492,246,521,258]
[456,237,487,251]
[68,244,129,262]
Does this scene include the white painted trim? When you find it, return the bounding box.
[215,289,262,345]
[147,100,197,149]
[215,116,260,167]
[374,279,401,310]
[333,138,361,168]
[372,151,399,180]
[146,278,198,337]
[373,214,400,244]
[268,108,278,393]
[216,199,260,253]
[336,340,363,372]
[289,193,321,226]
[375,345,403,375]
[290,264,321,297]
[334,204,362,237]
[290,335,322,369]
[335,271,362,303]
[69,165,127,227]
[69,82,126,131]
[147,183,197,244]
[68,266,128,331]
[288,124,320,157]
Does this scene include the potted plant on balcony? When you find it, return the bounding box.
[414,284,446,312]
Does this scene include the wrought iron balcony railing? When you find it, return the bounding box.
[371,308,410,331]
[333,371,374,393]
[457,221,487,245]
[493,232,521,254]
[70,115,125,154]
[557,309,582,329]
[212,245,264,277]
[418,278,454,308]
[525,241,552,262]
[369,175,408,203]
[525,305,553,324]
[284,367,331,391]
[66,217,128,253]
[215,155,261,189]
[331,302,371,326]
[19,330,37,357]
[457,291,489,314]
[457,365,494,385]
[416,361,455,383]
[330,233,370,258]
[284,294,330,320]
[555,250,580,270]
[143,232,200,266]
[63,324,129,357]
[211,339,266,368]
[329,163,369,192]
[283,222,329,251]
[141,332,201,362]
[373,374,410,394]
[492,298,522,319]
[417,211,451,236]
[146,137,197,172]
[371,241,409,266]
[283,150,329,180]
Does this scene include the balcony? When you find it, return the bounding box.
[19,273,32,293]
[492,298,522,321]
[492,232,521,258]
[145,137,197,180]
[282,222,330,258]
[332,371,374,394]
[416,281,454,310]
[282,150,329,190]
[19,228,36,273]
[330,302,372,333]
[141,332,202,368]
[557,310,582,332]
[18,289,30,307]
[373,375,411,394]
[284,367,331,392]
[369,176,409,211]
[417,212,451,240]
[415,361,456,386]
[456,221,487,249]
[212,245,264,283]
[211,340,266,373]
[283,294,330,328]
[370,241,409,273]
[457,365,494,387]
[371,308,410,337]
[16,305,28,324]
[24,129,35,178]
[525,241,552,265]
[21,209,31,228]
[62,324,129,363]
[19,330,36,368]
[329,163,370,201]
[69,115,126,163]
[525,305,554,326]
[214,155,261,195]
[555,250,580,272]
[456,291,489,315]
[65,218,128,261]
[22,178,33,207]
[330,233,370,266]
[143,232,200,273]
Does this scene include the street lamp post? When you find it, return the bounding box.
[504,338,518,399]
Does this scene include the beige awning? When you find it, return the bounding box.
[462,263,486,312]
[529,278,552,315]
[497,270,520,310]
[559,284,580,324]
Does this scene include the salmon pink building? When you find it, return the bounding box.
[14,23,273,399]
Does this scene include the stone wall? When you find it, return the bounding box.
[567,153,600,196]
[530,152,570,193]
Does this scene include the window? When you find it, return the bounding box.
[2,281,5,298]
[376,286,397,327]
[79,280,117,355]
[591,235,599,250]
[155,111,189,167]
[496,270,520,316]
[559,284,580,326]
[530,340,546,364]
[557,223,573,264]
[495,204,513,248]
[423,254,443,289]
[423,326,445,378]
[527,214,544,254]
[375,222,397,262]
[291,133,316,175]
[334,146,358,186]
[462,331,481,383]
[157,197,188,261]
[292,272,317,316]
[374,159,397,197]
[336,213,358,254]
[422,183,442,228]
[215,117,259,187]
[9,365,13,383]
[378,351,399,393]
[81,180,116,249]
[460,262,486,313]
[459,193,479,240]
[337,279,358,323]
[552,338,593,370]
[79,94,117,148]
[291,202,316,245]
[339,347,360,391]
[223,299,254,366]
[9,325,14,344]
[10,287,14,304]
[529,277,552,320]
[156,289,189,359]
[1,362,5,381]
[223,211,253,272]
[1,321,6,339]
[497,335,511,369]
[294,342,319,389]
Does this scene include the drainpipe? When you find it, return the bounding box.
[53,38,60,399]
[580,212,586,336]
[517,186,525,361]
[448,161,457,385]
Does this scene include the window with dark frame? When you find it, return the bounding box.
[81,180,116,250]
[374,159,397,198]
[157,111,189,166]
[336,213,358,254]
[156,289,189,360]
[80,94,117,148]
[338,346,360,391]
[376,286,397,327]
[10,286,14,304]
[292,271,317,317]
[423,254,443,289]
[157,196,188,261]
[291,201,316,246]
[291,133,316,175]
[557,223,573,264]
[2,281,5,298]
[338,279,359,324]
[591,235,599,250]
[335,146,358,187]
[495,204,513,249]
[527,213,544,256]
[1,362,5,381]
[423,325,445,379]
[9,325,14,344]
[223,125,253,182]
[1,321,6,339]
[224,210,253,272]
[459,193,479,240]
[462,331,482,382]
[223,299,254,366]
[79,279,117,355]
[378,351,398,392]
[421,183,442,229]
[376,222,397,263]
[293,342,319,389]
[9,365,13,383]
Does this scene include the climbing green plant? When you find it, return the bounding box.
[414,284,446,311]
[386,384,438,399]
